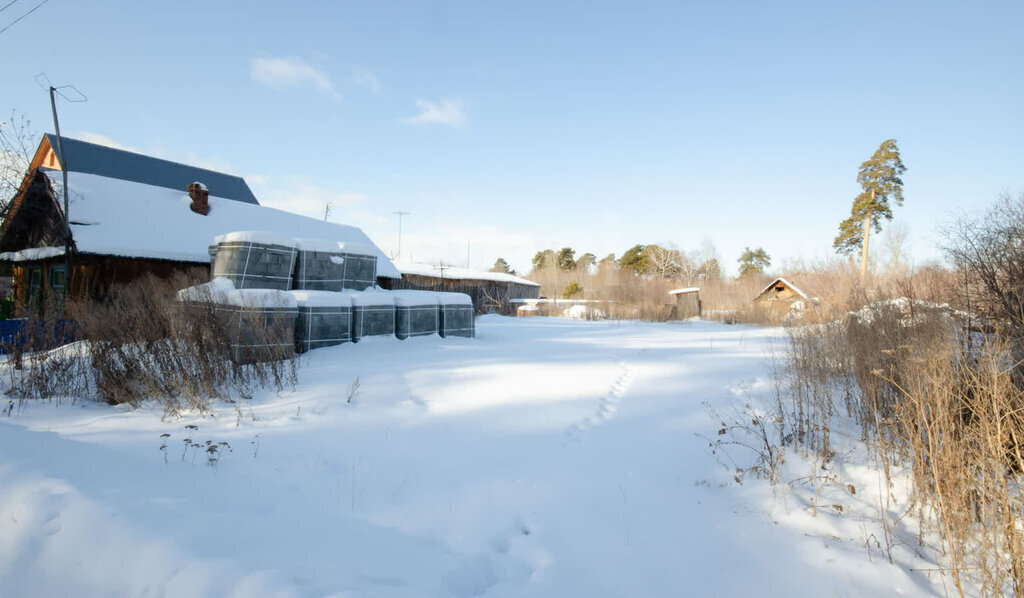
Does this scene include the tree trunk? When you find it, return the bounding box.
[860,189,875,282]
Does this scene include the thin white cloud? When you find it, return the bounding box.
[76,132,140,153]
[405,98,467,127]
[250,57,340,100]
[352,66,381,93]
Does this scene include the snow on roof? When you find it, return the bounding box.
[395,262,541,287]
[45,170,400,278]
[0,246,66,262]
[757,277,810,300]
[668,287,700,295]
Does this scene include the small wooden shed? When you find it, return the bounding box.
[668,287,701,319]
[753,277,816,315]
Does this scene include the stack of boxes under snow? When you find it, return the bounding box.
[180,232,474,363]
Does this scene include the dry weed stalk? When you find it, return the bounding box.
[778,289,1024,596]
[1,274,297,413]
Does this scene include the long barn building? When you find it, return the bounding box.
[382,263,540,315]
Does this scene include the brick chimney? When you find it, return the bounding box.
[187,182,210,215]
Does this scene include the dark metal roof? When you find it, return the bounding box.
[44,134,259,205]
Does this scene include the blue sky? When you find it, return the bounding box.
[2,1,1022,275]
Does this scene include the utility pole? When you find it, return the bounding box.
[39,74,86,317]
[392,211,410,261]
[324,202,331,221]
[48,86,71,265]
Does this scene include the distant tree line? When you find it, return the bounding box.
[526,244,735,281]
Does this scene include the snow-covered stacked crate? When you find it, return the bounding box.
[178,278,298,364]
[436,292,475,338]
[292,239,378,292]
[288,290,353,353]
[350,291,396,342]
[210,232,298,291]
[393,290,440,340]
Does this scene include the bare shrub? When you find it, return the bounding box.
[777,288,1024,596]
[1,274,296,413]
[944,192,1024,380]
[703,401,787,485]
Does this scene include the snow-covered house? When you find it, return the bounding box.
[0,135,399,315]
[753,277,817,312]
[381,262,540,314]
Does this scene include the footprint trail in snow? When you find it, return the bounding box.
[563,358,635,446]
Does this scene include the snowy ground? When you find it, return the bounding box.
[0,316,954,597]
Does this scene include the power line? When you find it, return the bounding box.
[0,1,21,14]
[0,0,49,35]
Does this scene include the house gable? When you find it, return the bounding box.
[0,170,66,253]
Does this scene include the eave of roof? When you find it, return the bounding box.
[395,262,541,287]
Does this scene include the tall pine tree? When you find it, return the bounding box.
[618,244,647,275]
[833,139,906,280]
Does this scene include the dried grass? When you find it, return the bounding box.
[1,274,296,415]
[778,292,1024,596]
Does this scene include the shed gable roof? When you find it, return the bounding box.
[42,134,259,205]
[755,277,811,301]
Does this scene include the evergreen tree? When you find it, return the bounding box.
[557,247,576,270]
[490,257,515,275]
[575,252,597,271]
[561,281,584,299]
[833,139,907,280]
[618,244,647,275]
[597,253,617,274]
[737,247,771,277]
[532,249,557,270]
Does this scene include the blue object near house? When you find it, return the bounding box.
[0,318,78,354]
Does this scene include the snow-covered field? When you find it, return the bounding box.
[0,316,951,597]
